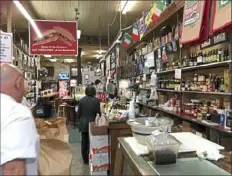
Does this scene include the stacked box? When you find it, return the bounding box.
[89,122,109,175]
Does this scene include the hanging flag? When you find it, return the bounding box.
[152,1,165,22]
[132,23,139,41]
[123,33,132,48]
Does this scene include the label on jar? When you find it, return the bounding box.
[197,56,203,63]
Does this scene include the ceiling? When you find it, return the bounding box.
[1,0,152,62]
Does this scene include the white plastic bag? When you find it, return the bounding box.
[128,100,135,119]
[150,72,157,87]
[150,87,158,100]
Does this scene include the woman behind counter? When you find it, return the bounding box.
[77,86,101,164]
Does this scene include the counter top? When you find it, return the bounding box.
[117,137,232,175]
[137,102,232,135]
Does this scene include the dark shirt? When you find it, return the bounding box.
[77,96,101,132]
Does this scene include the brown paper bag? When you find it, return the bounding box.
[39,139,73,175]
[36,117,69,143]
[211,0,232,34]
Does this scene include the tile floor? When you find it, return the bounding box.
[69,125,90,175]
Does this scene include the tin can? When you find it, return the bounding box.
[220,114,225,126]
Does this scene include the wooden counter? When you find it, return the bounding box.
[138,102,232,151]
[108,120,132,176]
[114,137,232,176]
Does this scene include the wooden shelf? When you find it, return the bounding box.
[137,102,232,135]
[156,60,231,74]
[156,89,232,96]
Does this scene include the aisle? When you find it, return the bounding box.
[69,125,90,175]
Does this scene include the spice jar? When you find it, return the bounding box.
[194,74,198,82]
[198,74,206,82]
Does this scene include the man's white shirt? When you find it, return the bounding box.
[0,93,39,175]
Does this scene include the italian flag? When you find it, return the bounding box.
[123,33,132,48]
[132,23,139,41]
[152,1,165,22]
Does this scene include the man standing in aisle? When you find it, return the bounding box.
[0,63,39,175]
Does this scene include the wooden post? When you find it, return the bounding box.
[7,2,12,33]
[77,48,82,85]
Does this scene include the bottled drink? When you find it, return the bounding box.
[189,54,194,67]
[215,49,220,62]
[197,52,203,65]
[202,51,206,64]
[194,53,197,66]
[218,48,223,62]
[220,77,225,92]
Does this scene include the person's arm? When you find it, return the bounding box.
[96,99,101,116]
[2,159,26,175]
[1,106,38,175]
[76,100,82,120]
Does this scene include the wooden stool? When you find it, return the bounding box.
[50,101,56,115]
[57,103,67,118]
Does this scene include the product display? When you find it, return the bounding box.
[2,0,232,176]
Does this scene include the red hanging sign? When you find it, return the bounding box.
[29,20,78,55]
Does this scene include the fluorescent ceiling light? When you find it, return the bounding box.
[119,0,136,14]
[98,50,105,55]
[49,58,57,62]
[77,30,81,39]
[13,0,43,38]
[96,54,102,59]
[44,55,51,58]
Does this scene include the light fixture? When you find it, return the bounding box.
[13,0,43,38]
[49,58,57,62]
[77,30,81,39]
[98,50,105,55]
[119,0,136,14]
[44,55,52,58]
[96,54,102,59]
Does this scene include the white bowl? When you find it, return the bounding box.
[127,117,173,145]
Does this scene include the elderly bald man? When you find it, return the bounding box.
[0,63,39,175]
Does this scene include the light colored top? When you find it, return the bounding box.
[106,82,114,95]
[21,96,31,107]
[0,93,39,175]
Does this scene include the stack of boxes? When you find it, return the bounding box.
[89,122,109,175]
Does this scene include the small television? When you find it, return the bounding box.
[58,72,69,80]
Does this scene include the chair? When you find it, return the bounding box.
[50,101,56,116]
[57,103,67,118]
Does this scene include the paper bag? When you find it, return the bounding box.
[39,139,72,175]
[36,117,69,143]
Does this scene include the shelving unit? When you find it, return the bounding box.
[137,102,232,135]
[156,60,231,74]
[156,89,232,96]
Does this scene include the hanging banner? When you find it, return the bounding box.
[138,10,149,40]
[180,0,211,45]
[0,31,13,63]
[211,0,232,34]
[29,20,77,55]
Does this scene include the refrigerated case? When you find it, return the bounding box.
[58,72,70,98]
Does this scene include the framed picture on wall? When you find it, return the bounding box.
[213,33,228,44]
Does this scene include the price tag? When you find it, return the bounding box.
[0,31,13,63]
[175,69,182,79]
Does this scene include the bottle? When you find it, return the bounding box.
[215,49,220,62]
[181,77,186,91]
[202,51,206,64]
[197,52,203,65]
[218,48,223,62]
[189,54,193,67]
[220,77,225,92]
[213,49,217,62]
[206,51,209,63]
[194,53,197,66]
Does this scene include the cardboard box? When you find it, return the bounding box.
[89,153,109,172]
[89,122,108,136]
[182,121,191,132]
[89,134,109,154]
[89,163,107,176]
